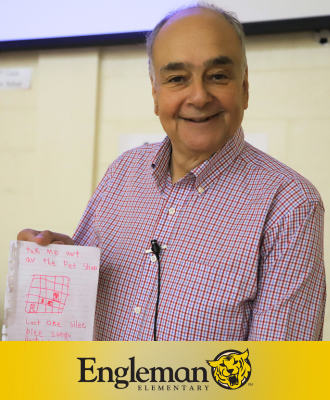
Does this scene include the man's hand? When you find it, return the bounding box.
[17,229,74,246]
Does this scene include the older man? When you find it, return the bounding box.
[19,4,326,340]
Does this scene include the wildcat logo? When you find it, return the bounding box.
[207,349,251,390]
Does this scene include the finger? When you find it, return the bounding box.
[17,229,42,242]
[50,233,74,246]
[34,230,74,246]
[17,229,74,246]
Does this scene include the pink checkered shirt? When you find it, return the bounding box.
[73,127,326,341]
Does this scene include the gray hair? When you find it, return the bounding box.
[146,2,247,79]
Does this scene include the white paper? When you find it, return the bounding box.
[0,68,32,90]
[118,133,166,155]
[3,241,100,341]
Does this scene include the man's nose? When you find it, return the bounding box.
[186,80,212,108]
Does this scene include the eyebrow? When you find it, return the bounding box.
[160,56,234,74]
[204,56,234,68]
[160,62,192,73]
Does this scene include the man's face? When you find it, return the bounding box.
[151,9,249,157]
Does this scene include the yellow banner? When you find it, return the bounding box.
[1,342,329,399]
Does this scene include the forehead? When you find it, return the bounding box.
[153,9,242,71]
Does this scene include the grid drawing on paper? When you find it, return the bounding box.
[25,275,70,314]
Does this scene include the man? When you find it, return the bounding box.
[18,4,326,340]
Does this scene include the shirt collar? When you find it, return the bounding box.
[151,126,245,193]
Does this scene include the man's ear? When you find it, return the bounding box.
[150,75,159,116]
[243,66,249,110]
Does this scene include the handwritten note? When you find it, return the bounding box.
[2,241,100,341]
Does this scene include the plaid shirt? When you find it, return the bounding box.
[73,127,326,341]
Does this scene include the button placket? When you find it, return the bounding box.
[138,181,194,339]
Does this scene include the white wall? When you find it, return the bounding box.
[1,30,329,339]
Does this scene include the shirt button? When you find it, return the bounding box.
[169,207,175,215]
[198,186,204,194]
[134,307,141,314]
[150,255,157,262]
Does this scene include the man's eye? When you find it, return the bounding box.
[212,74,227,80]
[168,76,184,83]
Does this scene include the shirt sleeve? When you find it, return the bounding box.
[248,201,326,341]
[72,165,112,248]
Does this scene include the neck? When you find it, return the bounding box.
[170,147,213,184]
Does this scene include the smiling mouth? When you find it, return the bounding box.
[180,113,220,123]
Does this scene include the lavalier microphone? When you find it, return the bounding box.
[151,239,161,260]
[151,239,161,341]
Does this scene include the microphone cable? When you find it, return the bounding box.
[151,239,161,341]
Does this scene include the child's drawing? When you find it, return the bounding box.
[25,275,70,314]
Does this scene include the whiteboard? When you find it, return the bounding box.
[0,0,329,44]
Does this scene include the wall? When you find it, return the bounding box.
[0,31,329,339]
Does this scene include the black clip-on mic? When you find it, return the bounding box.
[151,239,161,341]
[151,239,161,261]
